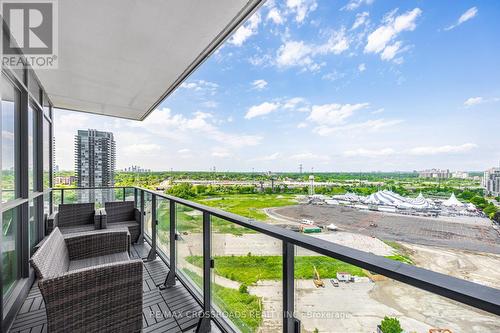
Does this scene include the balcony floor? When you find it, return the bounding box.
[9,243,203,333]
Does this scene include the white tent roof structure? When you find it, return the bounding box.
[442,193,465,207]
[362,190,433,209]
[32,0,264,120]
[467,202,477,211]
[334,190,434,209]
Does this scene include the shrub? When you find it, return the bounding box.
[239,284,248,294]
[380,316,403,333]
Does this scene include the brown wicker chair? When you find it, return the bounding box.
[101,201,141,243]
[46,203,100,235]
[30,228,142,333]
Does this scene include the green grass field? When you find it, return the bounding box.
[187,255,367,285]
[155,194,298,236]
[195,194,298,221]
[383,240,414,265]
[183,269,262,333]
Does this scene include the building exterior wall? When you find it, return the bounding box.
[418,169,451,179]
[74,129,116,203]
[483,168,500,196]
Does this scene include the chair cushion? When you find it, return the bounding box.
[59,224,96,234]
[58,203,95,227]
[105,201,135,223]
[69,252,130,271]
[30,228,69,279]
[108,221,140,242]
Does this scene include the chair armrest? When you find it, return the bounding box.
[46,212,58,235]
[96,207,107,229]
[134,208,142,223]
[39,260,143,332]
[64,230,129,260]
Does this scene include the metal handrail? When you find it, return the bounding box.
[55,186,500,322]
[134,186,500,316]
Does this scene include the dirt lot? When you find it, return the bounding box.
[272,205,500,254]
[250,278,500,333]
[403,242,500,288]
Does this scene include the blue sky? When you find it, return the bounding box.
[55,0,500,172]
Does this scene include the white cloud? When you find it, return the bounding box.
[313,118,402,136]
[2,130,14,141]
[180,80,218,95]
[289,152,330,161]
[445,7,478,31]
[464,96,499,107]
[409,143,478,155]
[229,13,261,46]
[365,8,422,62]
[351,11,370,30]
[178,148,191,154]
[317,29,350,55]
[248,53,273,67]
[211,147,231,158]
[135,108,262,148]
[464,97,484,107]
[322,71,345,81]
[244,98,309,120]
[380,41,402,61]
[283,97,308,111]
[344,148,396,157]
[253,152,281,161]
[307,103,369,125]
[124,143,161,154]
[342,0,374,11]
[245,102,280,119]
[276,40,316,70]
[297,122,308,128]
[276,29,349,71]
[267,7,284,25]
[251,79,268,90]
[286,0,318,23]
[358,63,366,72]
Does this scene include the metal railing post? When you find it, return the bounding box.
[160,200,177,289]
[137,189,145,244]
[196,211,212,333]
[283,242,300,333]
[60,188,64,205]
[122,187,126,201]
[145,194,157,261]
[134,188,138,207]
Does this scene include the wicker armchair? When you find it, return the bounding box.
[30,228,142,333]
[46,203,100,235]
[101,201,141,243]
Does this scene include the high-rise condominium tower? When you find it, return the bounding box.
[75,129,116,202]
[483,167,500,196]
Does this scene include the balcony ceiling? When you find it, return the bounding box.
[34,0,263,120]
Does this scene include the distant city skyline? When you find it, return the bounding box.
[54,0,500,172]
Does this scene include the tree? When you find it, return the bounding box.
[165,183,196,199]
[470,195,488,209]
[483,203,498,218]
[380,316,403,333]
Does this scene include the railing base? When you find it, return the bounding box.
[195,316,211,333]
[158,270,176,289]
[143,248,157,262]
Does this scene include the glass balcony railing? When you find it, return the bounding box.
[51,186,500,333]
